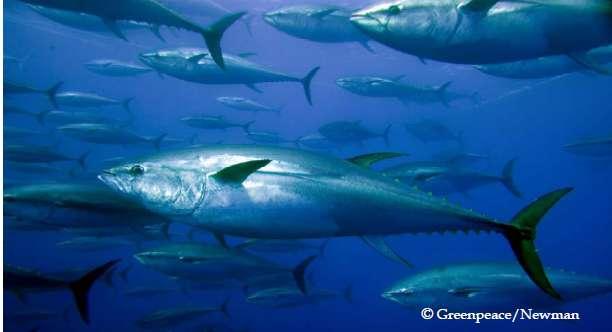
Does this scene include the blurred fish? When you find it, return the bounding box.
[351,0,612,64]
[337,76,478,108]
[5,162,63,176]
[27,5,168,41]
[318,121,391,146]
[3,183,170,230]
[54,91,133,112]
[56,237,134,252]
[4,126,50,140]
[124,286,181,299]
[139,48,320,105]
[217,96,281,114]
[134,243,316,293]
[4,80,63,107]
[419,159,522,198]
[159,0,252,35]
[236,239,326,255]
[37,109,131,127]
[264,5,372,51]
[475,45,612,79]
[58,123,166,150]
[382,263,612,311]
[563,136,612,157]
[137,302,229,330]
[247,285,352,308]
[382,161,454,185]
[4,53,31,70]
[404,119,461,143]
[294,133,337,150]
[99,145,571,298]
[4,259,119,324]
[181,115,254,132]
[246,131,293,145]
[20,0,245,68]
[85,59,153,77]
[5,309,67,324]
[5,105,38,118]
[4,144,88,169]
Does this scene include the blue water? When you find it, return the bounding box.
[4,0,612,331]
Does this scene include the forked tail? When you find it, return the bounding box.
[200,12,246,69]
[69,259,120,324]
[502,188,572,299]
[301,66,320,106]
[501,158,521,198]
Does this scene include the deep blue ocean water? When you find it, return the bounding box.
[4,0,612,331]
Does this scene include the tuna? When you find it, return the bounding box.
[99,144,572,298]
[217,96,281,113]
[382,262,612,311]
[20,0,245,68]
[563,136,612,157]
[57,123,166,150]
[84,59,153,77]
[264,5,372,51]
[318,121,391,146]
[337,76,478,108]
[4,260,119,324]
[139,48,320,105]
[350,0,612,64]
[4,80,63,107]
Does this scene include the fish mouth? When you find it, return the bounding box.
[262,12,277,25]
[97,171,125,193]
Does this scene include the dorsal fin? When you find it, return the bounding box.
[212,159,271,184]
[309,8,336,19]
[187,54,207,63]
[458,0,499,12]
[347,152,406,168]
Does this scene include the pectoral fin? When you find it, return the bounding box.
[568,52,612,75]
[212,159,271,185]
[187,54,207,64]
[448,287,481,298]
[361,236,412,267]
[245,84,263,93]
[347,152,406,169]
[102,19,127,41]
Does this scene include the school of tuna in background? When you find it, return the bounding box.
[4,0,612,331]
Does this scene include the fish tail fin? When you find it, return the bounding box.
[36,109,51,125]
[76,151,90,170]
[292,255,317,294]
[359,40,375,53]
[150,24,166,42]
[501,158,521,198]
[152,133,167,151]
[69,259,120,324]
[242,120,255,133]
[343,284,353,303]
[382,124,392,147]
[201,12,246,69]
[301,66,320,106]
[219,298,230,319]
[122,97,134,113]
[46,81,63,109]
[502,188,572,300]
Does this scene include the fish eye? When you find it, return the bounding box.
[129,165,145,176]
[387,5,401,15]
